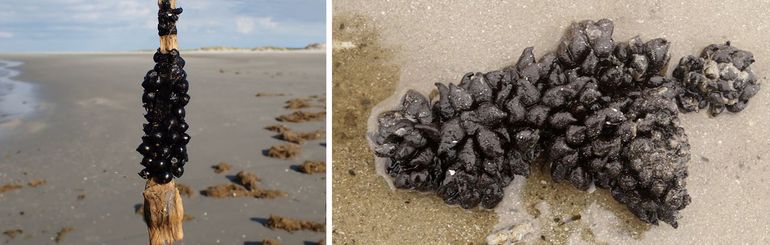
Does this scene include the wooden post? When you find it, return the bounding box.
[159,0,178,53]
[143,0,184,244]
[143,179,184,245]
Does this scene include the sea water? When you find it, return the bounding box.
[0,60,38,136]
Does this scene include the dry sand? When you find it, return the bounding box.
[0,52,325,244]
[334,0,770,244]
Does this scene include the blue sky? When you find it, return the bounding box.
[0,0,326,52]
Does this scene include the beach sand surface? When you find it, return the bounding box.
[0,52,325,244]
[333,1,770,244]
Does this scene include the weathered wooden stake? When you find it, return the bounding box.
[143,0,184,244]
[143,179,184,245]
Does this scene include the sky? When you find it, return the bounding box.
[0,0,326,52]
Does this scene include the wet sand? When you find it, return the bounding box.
[333,1,770,244]
[0,52,325,244]
[331,15,496,244]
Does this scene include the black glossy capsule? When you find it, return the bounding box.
[164,118,179,130]
[168,132,181,143]
[155,171,173,184]
[171,166,184,178]
[153,51,167,63]
[143,123,158,134]
[153,159,168,170]
[140,157,154,167]
[175,56,186,68]
[179,93,190,106]
[142,92,156,104]
[173,145,187,155]
[150,131,164,142]
[142,77,161,90]
[159,147,171,157]
[175,79,189,93]
[136,143,152,155]
[143,113,155,122]
[174,107,186,118]
[170,65,185,79]
[180,133,191,144]
[178,122,189,132]
[138,168,151,179]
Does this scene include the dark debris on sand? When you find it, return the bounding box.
[298,161,326,174]
[371,19,760,228]
[0,183,23,193]
[265,124,291,133]
[267,144,301,159]
[212,162,232,174]
[176,183,193,197]
[3,229,22,240]
[201,170,285,199]
[276,111,326,123]
[265,215,325,232]
[54,226,74,243]
[279,129,325,144]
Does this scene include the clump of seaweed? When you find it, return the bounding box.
[298,160,326,174]
[370,19,759,228]
[200,183,285,199]
[211,162,232,174]
[201,170,285,199]
[265,215,325,232]
[276,111,325,122]
[267,144,301,159]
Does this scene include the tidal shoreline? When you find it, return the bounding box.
[0,52,326,244]
[0,60,39,138]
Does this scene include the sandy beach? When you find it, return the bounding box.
[333,1,770,244]
[0,52,326,244]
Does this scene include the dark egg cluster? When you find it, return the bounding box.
[371,19,759,228]
[673,42,760,116]
[137,1,189,184]
[157,1,182,36]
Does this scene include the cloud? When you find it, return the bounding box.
[257,17,278,29]
[235,16,278,34]
[0,0,325,51]
[68,0,152,22]
[235,16,254,34]
[0,32,14,39]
